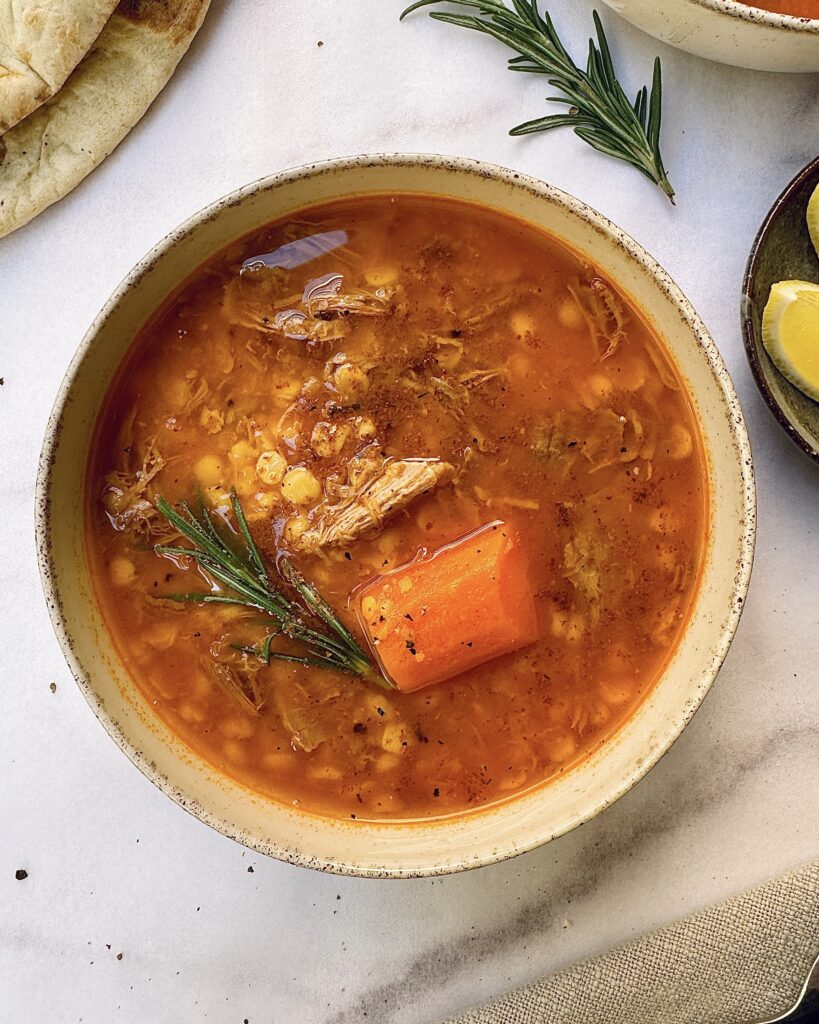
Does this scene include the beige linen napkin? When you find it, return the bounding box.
[443,860,819,1024]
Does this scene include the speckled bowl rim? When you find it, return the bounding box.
[36,153,756,877]
[742,154,819,466]
[690,0,819,30]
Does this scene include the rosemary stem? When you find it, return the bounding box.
[153,492,380,684]
[401,0,675,202]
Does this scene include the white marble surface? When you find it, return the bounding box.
[1,2,818,1022]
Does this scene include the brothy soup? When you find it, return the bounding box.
[86,195,708,822]
[741,1,819,15]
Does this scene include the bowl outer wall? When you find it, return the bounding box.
[601,0,819,73]
[36,154,756,877]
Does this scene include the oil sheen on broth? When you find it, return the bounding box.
[87,195,708,822]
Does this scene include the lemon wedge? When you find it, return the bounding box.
[762,280,819,402]
[807,181,819,260]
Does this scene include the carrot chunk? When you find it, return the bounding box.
[356,521,538,692]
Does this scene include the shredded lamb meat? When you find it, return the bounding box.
[295,456,454,552]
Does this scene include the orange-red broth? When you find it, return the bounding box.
[741,0,819,16]
[86,195,708,821]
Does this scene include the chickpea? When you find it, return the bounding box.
[375,751,401,773]
[279,425,302,451]
[509,352,531,378]
[311,421,351,458]
[510,311,536,337]
[333,362,369,403]
[252,491,279,512]
[199,408,224,435]
[550,609,568,638]
[145,622,178,651]
[600,680,632,706]
[666,423,694,460]
[275,381,301,403]
[498,768,530,792]
[557,298,583,329]
[434,344,462,372]
[284,514,309,544]
[588,702,611,728]
[381,722,409,754]
[229,439,255,463]
[648,505,681,535]
[222,740,247,765]
[565,612,587,643]
[652,603,681,644]
[365,267,399,287]
[235,464,258,498]
[161,376,191,407]
[194,454,225,488]
[256,450,287,485]
[308,765,344,781]
[109,555,135,587]
[281,466,322,506]
[549,730,578,763]
[178,702,206,724]
[586,373,614,402]
[220,717,256,740]
[262,752,293,771]
[615,359,647,392]
[355,416,377,440]
[203,486,232,512]
[655,542,678,573]
[371,697,395,719]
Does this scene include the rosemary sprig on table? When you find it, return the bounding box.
[154,493,381,682]
[400,1,674,202]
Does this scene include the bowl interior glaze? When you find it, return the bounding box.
[37,155,755,877]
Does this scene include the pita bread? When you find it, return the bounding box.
[0,0,119,134]
[0,0,209,239]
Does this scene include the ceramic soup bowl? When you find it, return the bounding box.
[602,0,819,73]
[37,155,755,877]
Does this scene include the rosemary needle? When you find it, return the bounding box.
[400,0,675,202]
[154,492,383,683]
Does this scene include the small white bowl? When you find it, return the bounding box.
[36,155,755,877]
[602,0,819,72]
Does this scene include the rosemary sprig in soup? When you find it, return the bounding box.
[154,493,380,682]
[401,1,674,201]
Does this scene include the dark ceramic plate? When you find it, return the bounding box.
[742,155,819,465]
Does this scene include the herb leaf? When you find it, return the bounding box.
[154,492,384,684]
[400,1,674,202]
